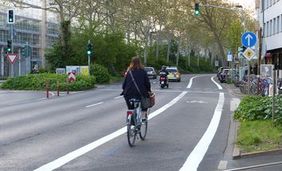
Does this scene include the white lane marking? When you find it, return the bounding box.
[230,98,240,112]
[218,160,228,170]
[211,76,222,90]
[49,92,55,96]
[85,102,104,108]
[34,91,188,171]
[179,92,225,171]
[187,76,197,89]
[186,100,207,104]
[114,96,123,100]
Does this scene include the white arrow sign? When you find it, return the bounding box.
[245,34,253,47]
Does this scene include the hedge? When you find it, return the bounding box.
[0,73,96,91]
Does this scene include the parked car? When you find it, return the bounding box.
[219,68,237,83]
[144,67,157,79]
[166,66,181,82]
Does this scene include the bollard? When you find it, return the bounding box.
[57,80,60,96]
[66,78,69,94]
[46,80,50,98]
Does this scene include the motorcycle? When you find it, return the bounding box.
[159,73,168,88]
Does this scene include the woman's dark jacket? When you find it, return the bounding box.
[122,68,151,99]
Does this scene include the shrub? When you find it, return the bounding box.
[1,73,96,91]
[234,95,282,125]
[90,64,110,84]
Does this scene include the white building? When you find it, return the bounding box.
[0,0,59,77]
[258,0,282,68]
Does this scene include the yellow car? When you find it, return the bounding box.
[167,67,181,82]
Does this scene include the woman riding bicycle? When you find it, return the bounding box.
[122,56,151,117]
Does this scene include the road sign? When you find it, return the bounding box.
[241,32,257,47]
[227,51,233,62]
[6,53,18,64]
[243,47,255,61]
[68,72,76,82]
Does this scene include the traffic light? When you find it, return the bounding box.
[7,40,12,53]
[21,44,31,57]
[21,45,28,58]
[87,42,93,56]
[7,9,15,24]
[194,3,200,16]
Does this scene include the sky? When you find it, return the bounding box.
[228,0,256,10]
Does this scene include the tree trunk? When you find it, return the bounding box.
[167,38,171,63]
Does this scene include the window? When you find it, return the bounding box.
[270,20,272,36]
[267,21,269,37]
[277,16,280,34]
[281,14,282,32]
[263,23,266,36]
[274,18,276,34]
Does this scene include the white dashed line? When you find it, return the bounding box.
[85,102,104,108]
[230,98,240,112]
[114,96,123,99]
[218,160,228,170]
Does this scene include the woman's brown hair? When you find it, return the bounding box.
[128,56,144,71]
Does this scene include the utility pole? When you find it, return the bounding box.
[1,47,3,77]
[41,0,47,68]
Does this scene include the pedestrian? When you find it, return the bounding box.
[121,56,152,117]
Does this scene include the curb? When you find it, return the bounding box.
[233,147,282,159]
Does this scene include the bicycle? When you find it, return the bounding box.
[126,98,148,147]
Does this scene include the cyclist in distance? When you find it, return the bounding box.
[121,56,151,117]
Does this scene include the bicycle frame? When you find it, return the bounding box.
[126,99,148,147]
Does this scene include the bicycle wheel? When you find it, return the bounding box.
[127,115,136,147]
[139,111,148,140]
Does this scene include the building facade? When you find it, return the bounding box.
[258,0,282,69]
[0,1,59,77]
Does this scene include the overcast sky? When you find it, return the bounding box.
[228,0,256,10]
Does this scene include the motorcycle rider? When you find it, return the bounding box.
[159,66,169,87]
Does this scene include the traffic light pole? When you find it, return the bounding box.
[9,24,14,77]
[1,47,4,77]
[18,48,21,76]
[88,54,90,74]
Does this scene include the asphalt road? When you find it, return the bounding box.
[1,74,280,171]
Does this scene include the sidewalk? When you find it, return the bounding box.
[222,83,245,98]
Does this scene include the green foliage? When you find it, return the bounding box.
[234,95,282,125]
[1,73,96,91]
[237,120,282,152]
[227,19,243,55]
[179,56,214,73]
[46,31,138,75]
[234,96,272,121]
[90,64,110,84]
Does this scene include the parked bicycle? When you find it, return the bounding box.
[126,98,148,147]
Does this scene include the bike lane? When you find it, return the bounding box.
[32,75,228,171]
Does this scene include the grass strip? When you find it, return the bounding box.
[237,120,282,153]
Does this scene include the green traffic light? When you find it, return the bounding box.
[195,3,200,16]
[87,51,91,55]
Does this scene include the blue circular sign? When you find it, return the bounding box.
[241,32,257,47]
